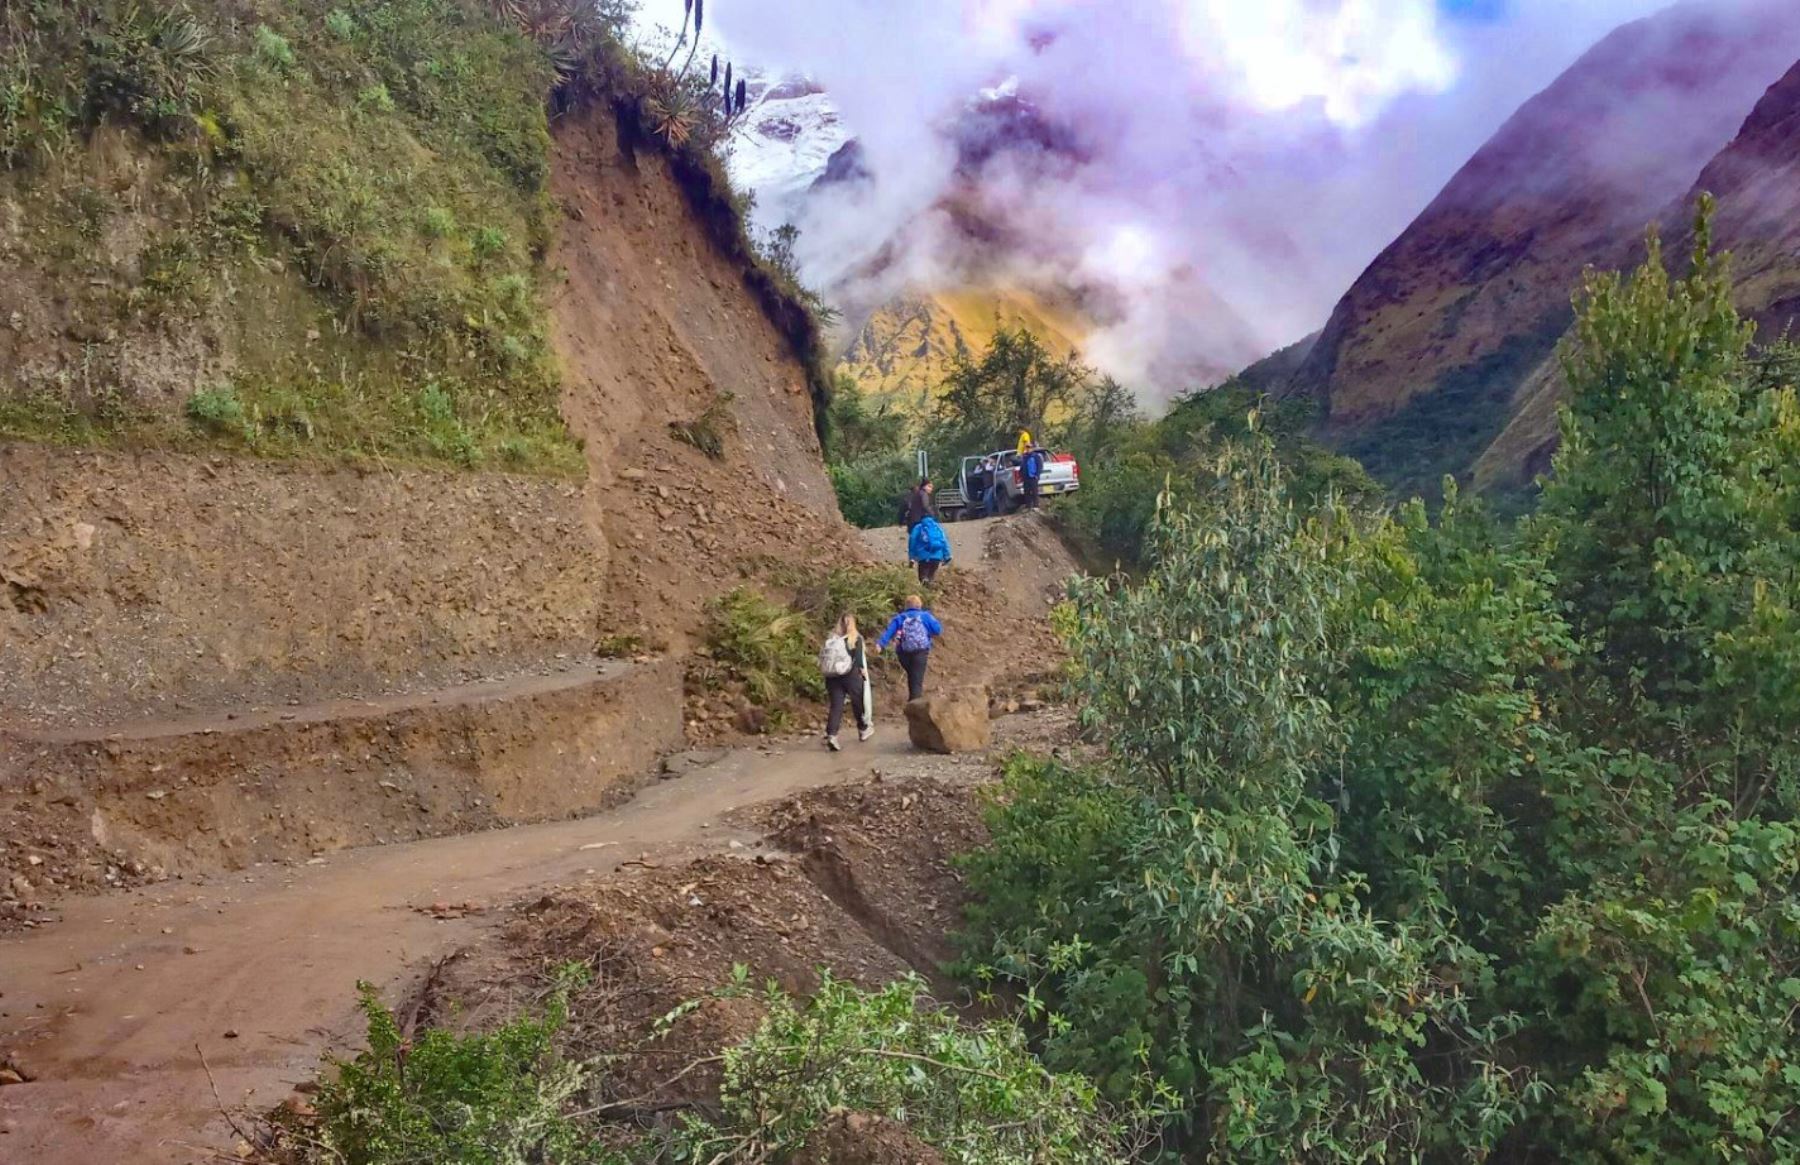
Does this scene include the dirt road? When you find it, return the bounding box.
[0,731,946,1164]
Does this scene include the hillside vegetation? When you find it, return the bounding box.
[0,0,588,468]
[0,0,832,471]
[961,207,1800,1162]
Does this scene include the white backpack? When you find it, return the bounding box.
[819,634,853,677]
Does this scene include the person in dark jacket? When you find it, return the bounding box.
[903,478,936,531]
[965,459,991,515]
[873,594,943,701]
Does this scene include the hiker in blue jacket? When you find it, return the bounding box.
[908,513,951,585]
[873,594,943,701]
[1019,444,1047,509]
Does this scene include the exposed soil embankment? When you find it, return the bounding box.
[0,661,683,912]
[0,445,608,731]
[545,106,842,652]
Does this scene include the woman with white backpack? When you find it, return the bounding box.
[819,612,874,752]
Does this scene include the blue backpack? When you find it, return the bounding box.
[898,612,932,653]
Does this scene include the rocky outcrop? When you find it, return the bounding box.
[1286,0,1800,496]
[905,688,992,754]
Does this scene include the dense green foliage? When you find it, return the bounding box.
[824,371,916,526]
[960,209,1800,1162]
[1056,385,1380,569]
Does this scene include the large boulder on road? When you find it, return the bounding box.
[904,688,991,753]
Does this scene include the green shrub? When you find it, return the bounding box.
[253,25,297,72]
[774,561,918,633]
[419,205,458,238]
[829,453,916,529]
[702,586,822,707]
[185,386,246,436]
[293,972,602,1165]
[323,9,357,41]
[664,973,1155,1164]
[470,225,509,262]
[357,83,396,113]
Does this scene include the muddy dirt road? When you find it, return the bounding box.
[0,731,961,1164]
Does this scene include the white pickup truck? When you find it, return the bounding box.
[938,449,1081,519]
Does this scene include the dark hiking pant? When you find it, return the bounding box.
[917,559,942,585]
[897,649,930,701]
[826,670,868,737]
[1022,477,1040,508]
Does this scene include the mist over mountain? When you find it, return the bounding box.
[637,0,1677,398]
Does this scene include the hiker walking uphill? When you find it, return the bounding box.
[818,613,874,752]
[874,595,943,701]
[908,513,951,585]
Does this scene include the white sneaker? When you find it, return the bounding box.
[858,725,875,742]
[826,735,841,752]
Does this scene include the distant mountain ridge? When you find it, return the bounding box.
[1280,0,1800,498]
[1474,55,1800,490]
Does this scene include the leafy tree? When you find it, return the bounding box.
[964,438,1527,1160]
[824,373,914,528]
[1057,385,1378,571]
[931,328,1092,457]
[824,371,908,464]
[1542,198,1782,713]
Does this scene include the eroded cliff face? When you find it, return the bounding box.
[0,103,840,733]
[1285,0,1800,497]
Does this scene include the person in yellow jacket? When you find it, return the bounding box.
[1015,428,1032,458]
